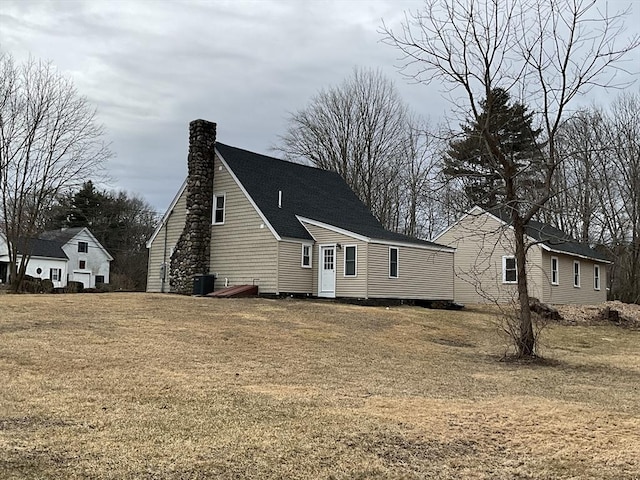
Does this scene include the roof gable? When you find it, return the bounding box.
[478,206,609,262]
[215,142,445,248]
[40,227,113,261]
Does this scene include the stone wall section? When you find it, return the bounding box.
[170,119,216,294]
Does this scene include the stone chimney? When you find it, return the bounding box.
[170,119,217,294]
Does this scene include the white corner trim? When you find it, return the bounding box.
[216,149,281,241]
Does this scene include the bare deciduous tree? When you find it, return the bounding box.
[397,119,442,238]
[383,0,639,357]
[276,67,422,232]
[601,92,640,303]
[543,109,606,243]
[0,52,111,292]
[540,92,640,303]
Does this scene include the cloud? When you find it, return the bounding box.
[1,0,638,213]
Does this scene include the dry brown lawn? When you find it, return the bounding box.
[0,293,638,479]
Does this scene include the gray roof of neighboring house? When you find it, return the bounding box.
[38,227,84,243]
[489,207,610,262]
[15,238,68,259]
[216,142,448,249]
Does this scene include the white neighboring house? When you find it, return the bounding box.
[0,234,10,285]
[0,227,112,288]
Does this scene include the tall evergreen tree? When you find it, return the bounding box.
[444,88,543,209]
[42,182,157,290]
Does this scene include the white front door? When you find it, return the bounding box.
[318,245,336,298]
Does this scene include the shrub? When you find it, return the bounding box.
[19,275,54,294]
[41,279,54,293]
[65,281,85,293]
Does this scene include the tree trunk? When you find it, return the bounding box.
[513,214,535,356]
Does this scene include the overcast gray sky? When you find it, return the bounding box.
[1,0,639,214]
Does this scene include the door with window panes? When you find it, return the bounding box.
[319,245,336,297]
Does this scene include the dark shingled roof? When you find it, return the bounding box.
[489,208,609,262]
[216,142,447,249]
[15,238,68,259]
[38,227,84,243]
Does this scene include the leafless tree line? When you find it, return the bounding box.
[0,52,110,291]
[276,67,445,238]
[542,92,640,303]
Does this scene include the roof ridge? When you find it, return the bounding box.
[215,142,343,177]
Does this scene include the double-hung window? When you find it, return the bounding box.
[78,241,88,253]
[50,268,61,282]
[574,261,581,288]
[213,194,225,224]
[503,256,517,283]
[344,246,357,277]
[551,257,559,285]
[594,264,600,290]
[389,247,398,278]
[301,244,312,268]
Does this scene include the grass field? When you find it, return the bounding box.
[1,293,639,479]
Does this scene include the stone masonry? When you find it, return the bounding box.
[170,119,216,294]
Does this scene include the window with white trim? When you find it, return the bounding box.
[50,268,61,281]
[78,241,88,253]
[502,256,517,283]
[301,244,312,268]
[573,261,581,288]
[594,264,600,290]
[212,194,225,224]
[389,247,398,278]
[551,256,559,285]
[344,245,357,277]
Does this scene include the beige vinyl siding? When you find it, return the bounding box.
[527,246,544,302]
[277,240,313,294]
[367,243,454,300]
[210,154,279,293]
[436,210,543,304]
[541,251,607,304]
[301,222,368,298]
[146,188,188,292]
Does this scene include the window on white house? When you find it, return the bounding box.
[389,247,398,278]
[96,275,105,285]
[551,257,559,285]
[213,194,225,224]
[50,268,61,281]
[344,245,357,277]
[503,256,517,283]
[78,241,88,253]
[594,264,600,290]
[79,260,86,269]
[574,261,581,288]
[301,244,311,268]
